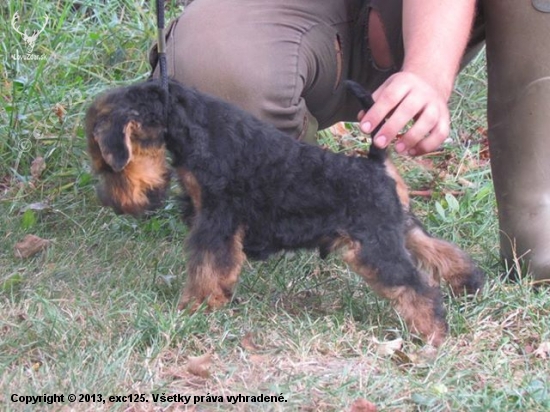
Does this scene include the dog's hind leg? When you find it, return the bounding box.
[339,235,448,346]
[381,161,485,296]
[404,214,485,296]
[178,225,246,311]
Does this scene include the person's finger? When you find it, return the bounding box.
[373,92,428,151]
[409,114,450,155]
[398,103,441,152]
[359,82,411,145]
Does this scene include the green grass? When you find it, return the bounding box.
[1,1,549,411]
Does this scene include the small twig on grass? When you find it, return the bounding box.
[410,190,464,198]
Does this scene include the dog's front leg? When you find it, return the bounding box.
[178,226,246,312]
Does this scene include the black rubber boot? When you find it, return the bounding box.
[484,0,550,281]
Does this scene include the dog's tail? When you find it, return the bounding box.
[344,80,386,161]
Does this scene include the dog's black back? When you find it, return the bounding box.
[165,80,403,260]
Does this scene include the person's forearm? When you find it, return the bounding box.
[402,0,476,100]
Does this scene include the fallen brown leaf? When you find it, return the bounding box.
[373,337,403,357]
[14,234,50,259]
[392,349,414,367]
[187,353,212,378]
[349,398,378,412]
[53,103,67,124]
[30,157,46,180]
[241,332,261,352]
[479,137,490,161]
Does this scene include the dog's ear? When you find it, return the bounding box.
[93,116,141,172]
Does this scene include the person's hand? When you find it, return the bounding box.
[358,71,451,156]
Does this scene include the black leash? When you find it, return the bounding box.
[156,0,169,92]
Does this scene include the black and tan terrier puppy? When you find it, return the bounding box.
[86,79,484,346]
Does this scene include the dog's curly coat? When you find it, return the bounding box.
[86,79,484,346]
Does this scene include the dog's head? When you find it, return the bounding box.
[86,82,170,216]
